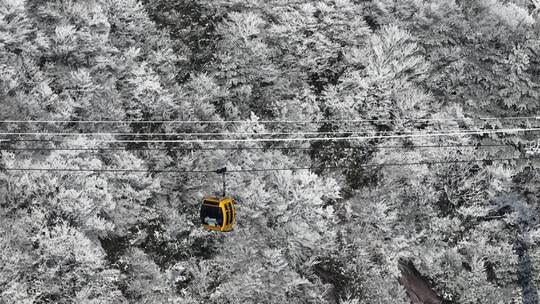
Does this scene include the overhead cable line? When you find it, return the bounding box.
[0,129,497,137]
[2,126,539,137]
[0,131,360,136]
[0,143,515,152]
[0,129,500,137]
[0,116,538,124]
[1,156,538,174]
[1,127,538,144]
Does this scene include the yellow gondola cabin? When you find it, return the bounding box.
[200,196,235,232]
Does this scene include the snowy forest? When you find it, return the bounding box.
[1,0,540,303]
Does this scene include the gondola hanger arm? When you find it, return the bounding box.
[216,167,227,197]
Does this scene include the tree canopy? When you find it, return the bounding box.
[1,0,539,303]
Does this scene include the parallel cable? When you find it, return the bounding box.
[0,143,518,152]
[1,127,538,144]
[2,126,539,137]
[1,156,538,174]
[0,116,538,124]
[0,129,490,137]
[0,131,360,136]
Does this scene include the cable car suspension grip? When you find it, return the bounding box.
[216,167,227,197]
